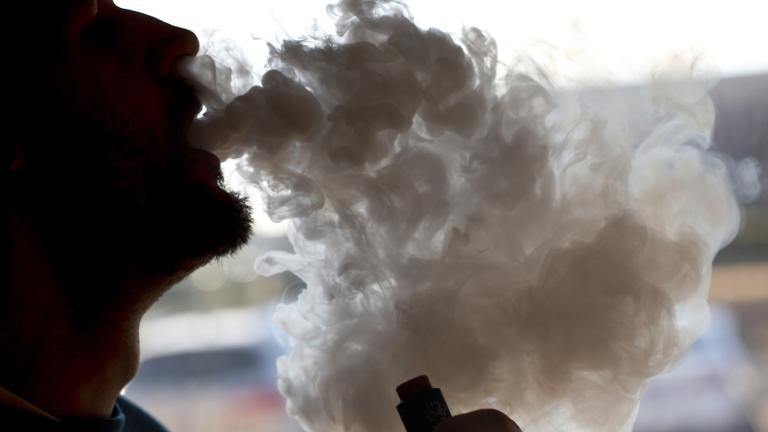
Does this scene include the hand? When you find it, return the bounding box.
[435,409,522,432]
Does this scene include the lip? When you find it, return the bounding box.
[184,147,222,185]
[191,147,221,166]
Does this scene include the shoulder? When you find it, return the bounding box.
[116,397,170,432]
[0,397,169,432]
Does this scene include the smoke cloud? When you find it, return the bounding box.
[180,0,756,430]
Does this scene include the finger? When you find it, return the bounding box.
[434,409,522,432]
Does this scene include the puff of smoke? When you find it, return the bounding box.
[180,0,755,430]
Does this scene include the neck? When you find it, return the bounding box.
[0,307,141,418]
[1,213,145,418]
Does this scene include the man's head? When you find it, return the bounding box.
[7,0,252,309]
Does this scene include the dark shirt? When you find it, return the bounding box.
[0,396,168,432]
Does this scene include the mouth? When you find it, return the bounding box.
[168,79,223,184]
[177,89,203,127]
[166,77,204,138]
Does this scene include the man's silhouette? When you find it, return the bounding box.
[1,1,521,431]
[3,1,251,429]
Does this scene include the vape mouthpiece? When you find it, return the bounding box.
[396,375,452,432]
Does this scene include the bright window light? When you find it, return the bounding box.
[118,0,768,82]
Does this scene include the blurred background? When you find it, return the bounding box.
[117,0,767,430]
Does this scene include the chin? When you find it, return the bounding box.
[172,185,253,262]
[115,173,254,286]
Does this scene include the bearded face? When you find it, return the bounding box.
[10,1,252,296]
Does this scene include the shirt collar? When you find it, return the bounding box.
[0,386,61,421]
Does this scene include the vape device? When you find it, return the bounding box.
[396,375,452,432]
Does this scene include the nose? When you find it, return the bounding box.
[146,20,200,80]
[117,7,200,80]
[148,24,200,78]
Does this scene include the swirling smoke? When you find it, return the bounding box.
[180,0,756,430]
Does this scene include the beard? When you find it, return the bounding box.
[13,97,253,306]
[115,154,254,280]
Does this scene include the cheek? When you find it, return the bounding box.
[54,51,183,190]
[71,52,173,148]
[95,85,176,173]
[108,75,171,141]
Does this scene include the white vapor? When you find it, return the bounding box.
[179,0,756,430]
